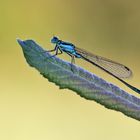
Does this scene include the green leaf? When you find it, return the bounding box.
[17,39,140,121]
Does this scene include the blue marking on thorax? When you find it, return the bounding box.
[58,41,81,58]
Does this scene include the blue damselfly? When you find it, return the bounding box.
[45,36,140,94]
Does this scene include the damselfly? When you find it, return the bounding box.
[45,36,140,94]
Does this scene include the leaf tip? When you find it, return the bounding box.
[17,38,24,46]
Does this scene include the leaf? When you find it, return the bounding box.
[17,39,140,121]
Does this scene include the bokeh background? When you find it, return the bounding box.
[1,0,140,139]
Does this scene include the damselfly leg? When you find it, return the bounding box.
[65,52,75,71]
[50,47,62,57]
[42,45,58,53]
[43,45,62,59]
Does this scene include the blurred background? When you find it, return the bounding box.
[1,0,140,139]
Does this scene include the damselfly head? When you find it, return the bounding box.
[51,36,59,44]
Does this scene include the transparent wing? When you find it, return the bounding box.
[75,47,132,78]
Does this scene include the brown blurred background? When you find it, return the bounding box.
[1,0,140,140]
